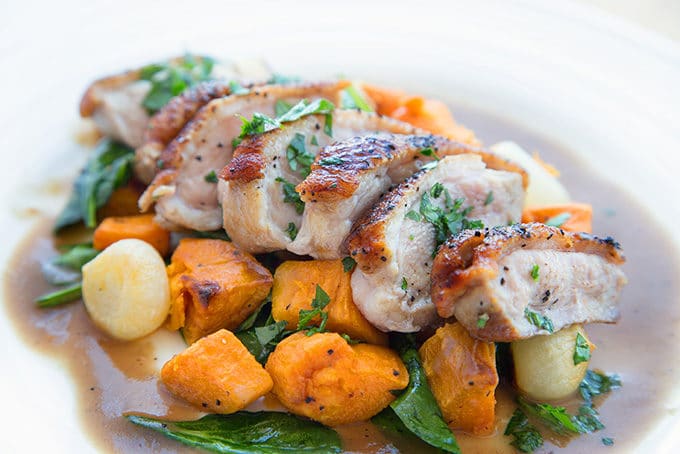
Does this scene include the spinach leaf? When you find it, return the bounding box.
[53,244,99,269]
[340,85,373,112]
[35,282,82,308]
[139,54,215,114]
[127,412,342,453]
[504,409,544,453]
[389,336,461,453]
[54,139,134,232]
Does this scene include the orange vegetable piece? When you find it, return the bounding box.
[419,322,498,436]
[166,239,273,344]
[362,84,479,146]
[93,214,171,256]
[271,260,387,346]
[266,332,408,426]
[161,329,273,414]
[522,203,593,233]
[98,183,145,218]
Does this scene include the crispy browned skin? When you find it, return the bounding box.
[298,135,526,204]
[430,223,625,340]
[79,70,140,117]
[221,111,419,184]
[144,80,235,147]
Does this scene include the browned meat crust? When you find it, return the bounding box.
[299,135,528,204]
[430,223,625,339]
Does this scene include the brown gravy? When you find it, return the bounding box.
[5,106,680,453]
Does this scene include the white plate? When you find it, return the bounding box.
[1,1,679,452]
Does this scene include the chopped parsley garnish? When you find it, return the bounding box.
[275,99,293,117]
[204,170,218,183]
[484,191,494,206]
[602,437,614,446]
[275,177,305,214]
[297,285,332,336]
[401,277,408,291]
[504,409,543,453]
[420,148,439,160]
[573,332,591,365]
[340,85,373,112]
[342,256,357,273]
[579,370,622,404]
[414,182,484,254]
[311,135,319,146]
[524,308,554,333]
[530,264,540,281]
[545,212,572,227]
[405,210,422,222]
[477,313,489,329]
[267,73,302,85]
[517,397,581,436]
[236,98,335,143]
[286,133,315,177]
[285,222,298,241]
[139,54,215,114]
[228,80,249,95]
[317,156,344,166]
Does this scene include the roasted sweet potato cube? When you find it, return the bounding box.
[419,322,498,435]
[167,239,273,343]
[522,203,593,233]
[266,332,408,426]
[271,260,387,345]
[161,329,273,414]
[93,214,171,256]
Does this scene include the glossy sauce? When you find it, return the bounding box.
[5,107,680,453]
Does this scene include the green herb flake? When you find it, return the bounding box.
[545,212,572,227]
[340,85,374,112]
[127,412,342,453]
[139,55,215,114]
[517,396,581,436]
[573,332,591,365]
[275,177,305,214]
[311,135,319,146]
[420,148,440,160]
[275,99,293,117]
[204,170,218,183]
[524,308,554,333]
[238,113,281,138]
[579,369,622,404]
[602,437,614,446]
[401,277,408,291]
[530,264,540,281]
[405,210,422,222]
[318,156,344,166]
[477,313,489,329]
[285,222,299,241]
[286,133,315,177]
[228,80,249,95]
[484,191,494,206]
[298,285,332,335]
[342,257,357,273]
[504,409,544,453]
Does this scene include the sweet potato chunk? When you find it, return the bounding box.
[167,239,273,344]
[522,203,593,233]
[419,322,498,435]
[93,214,171,256]
[362,84,479,146]
[266,332,408,426]
[271,260,387,345]
[161,329,273,414]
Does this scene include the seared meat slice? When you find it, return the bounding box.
[431,223,627,342]
[80,70,150,148]
[294,135,527,259]
[219,111,420,254]
[345,154,524,332]
[139,81,349,231]
[134,80,234,183]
